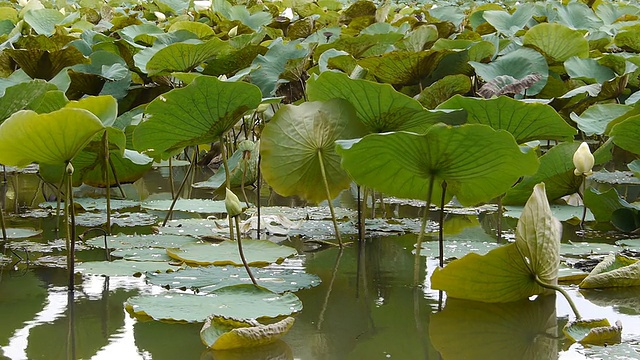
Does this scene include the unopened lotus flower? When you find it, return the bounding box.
[573,142,594,176]
[225,188,243,217]
[194,0,212,11]
[154,11,166,21]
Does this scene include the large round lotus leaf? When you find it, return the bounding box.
[357,49,452,86]
[156,219,228,237]
[75,212,157,227]
[523,23,589,63]
[482,6,534,37]
[201,316,294,350]
[40,198,139,211]
[168,21,215,39]
[146,265,321,293]
[166,240,297,267]
[111,248,173,262]
[438,95,575,143]
[610,115,640,155]
[260,99,367,203]
[125,285,302,322]
[65,95,118,126]
[414,74,472,110]
[86,234,198,250]
[3,228,42,239]
[570,104,631,136]
[306,71,464,133]
[76,260,182,276]
[133,76,261,160]
[146,38,230,76]
[0,108,104,167]
[565,57,616,84]
[580,253,640,289]
[0,80,58,123]
[469,48,548,96]
[584,187,636,223]
[141,199,227,213]
[23,9,65,36]
[336,124,539,206]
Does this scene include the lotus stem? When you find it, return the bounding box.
[108,156,126,198]
[169,157,175,199]
[497,196,503,242]
[316,149,343,247]
[0,203,6,241]
[241,157,249,207]
[257,154,261,240]
[578,176,587,231]
[220,136,234,240]
[413,175,436,286]
[535,275,582,320]
[438,181,447,268]
[102,131,111,234]
[234,215,258,286]
[357,185,364,242]
[56,176,64,233]
[66,162,76,291]
[162,147,198,227]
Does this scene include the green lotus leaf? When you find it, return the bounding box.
[155,219,227,238]
[125,285,302,323]
[617,238,640,252]
[523,23,589,63]
[559,242,620,257]
[132,31,201,74]
[86,233,198,250]
[584,187,637,223]
[482,5,534,37]
[146,265,321,294]
[563,318,622,346]
[306,71,464,133]
[166,239,297,267]
[75,149,153,187]
[75,212,157,228]
[5,46,89,81]
[192,141,258,189]
[133,76,261,159]
[0,80,58,123]
[357,49,452,86]
[75,260,182,276]
[565,57,616,84]
[471,48,548,95]
[336,124,539,206]
[203,45,267,77]
[629,159,640,177]
[611,207,640,233]
[260,99,367,203]
[430,295,557,360]
[26,90,68,114]
[580,254,640,289]
[168,21,215,39]
[111,248,173,262]
[215,2,272,31]
[504,204,594,222]
[615,29,640,52]
[555,2,603,31]
[146,38,230,76]
[23,9,65,36]
[395,24,438,52]
[414,74,472,110]
[118,23,165,45]
[2,228,42,239]
[431,183,560,302]
[65,95,118,126]
[0,108,104,167]
[591,170,640,185]
[141,199,227,214]
[40,198,139,211]
[438,95,575,143]
[250,38,308,96]
[314,33,403,60]
[570,104,631,136]
[610,115,640,155]
[200,316,294,350]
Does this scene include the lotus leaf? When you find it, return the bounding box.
[155,219,227,238]
[314,33,402,60]
[336,124,539,206]
[1,228,42,239]
[111,248,173,262]
[133,76,261,159]
[612,207,640,233]
[76,260,182,276]
[610,115,640,155]
[629,160,640,177]
[5,45,89,81]
[23,9,65,36]
[0,108,104,167]
[146,265,321,293]
[430,295,557,360]
[559,242,620,257]
[168,21,215,39]
[570,104,631,136]
[504,204,594,222]
[86,234,198,250]
[166,239,297,267]
[192,141,258,190]
[200,316,294,350]
[580,254,640,289]
[615,29,640,52]
[146,38,230,76]
[40,198,139,211]
[591,170,640,185]
[141,199,227,213]
[482,5,534,37]
[555,2,603,31]
[357,49,452,86]
[250,38,308,96]
[563,318,622,346]
[431,183,560,302]
[260,99,367,203]
[75,212,157,227]
[306,71,464,133]
[0,80,58,123]
[438,95,575,143]
[419,227,499,260]
[523,23,589,63]
[584,188,638,223]
[125,285,302,322]
[565,57,616,84]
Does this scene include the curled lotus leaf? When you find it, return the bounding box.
[563,318,622,346]
[200,316,295,350]
[579,254,640,289]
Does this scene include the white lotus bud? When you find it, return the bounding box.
[228,25,238,37]
[225,188,243,217]
[573,142,594,177]
[154,11,166,21]
[281,8,294,20]
[194,0,212,12]
[18,0,28,6]
[66,162,74,175]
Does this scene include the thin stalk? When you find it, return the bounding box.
[257,154,261,240]
[535,275,582,320]
[55,176,64,232]
[234,216,258,286]
[438,181,447,268]
[221,136,234,240]
[108,157,126,198]
[0,204,6,241]
[317,248,344,330]
[66,162,76,291]
[187,149,197,199]
[241,157,249,207]
[169,157,175,199]
[497,195,503,242]
[578,176,587,231]
[357,185,363,243]
[413,176,436,286]
[161,147,198,227]
[102,131,111,234]
[317,150,342,247]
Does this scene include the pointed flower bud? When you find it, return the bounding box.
[573,142,594,177]
[154,11,166,21]
[225,188,243,217]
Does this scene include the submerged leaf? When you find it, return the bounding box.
[200,316,295,350]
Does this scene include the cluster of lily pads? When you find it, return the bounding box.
[0,0,640,353]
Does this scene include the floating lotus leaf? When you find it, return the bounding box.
[522,23,589,63]
[616,238,640,252]
[580,254,640,289]
[504,204,594,222]
[133,76,261,160]
[482,6,534,37]
[75,212,157,228]
[336,124,539,206]
[86,234,198,250]
[0,80,58,123]
[2,228,42,239]
[420,226,499,260]
[563,318,622,346]
[141,199,227,213]
[125,285,302,323]
[261,99,367,203]
[431,183,561,302]
[306,71,464,133]
[0,108,104,167]
[430,295,557,360]
[610,115,640,155]
[111,248,173,262]
[146,38,230,76]
[146,265,321,294]
[581,286,640,315]
[200,316,294,350]
[438,95,576,143]
[414,74,472,109]
[559,242,620,257]
[590,170,640,185]
[357,49,451,86]
[155,219,227,238]
[76,260,182,276]
[40,198,139,211]
[570,104,631,136]
[166,240,297,267]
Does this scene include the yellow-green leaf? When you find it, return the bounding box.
[200,316,295,350]
[579,254,640,289]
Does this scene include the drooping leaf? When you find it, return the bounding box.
[306,71,464,133]
[133,76,261,160]
[580,253,640,289]
[166,239,297,267]
[610,115,640,155]
[125,285,302,323]
[260,99,367,203]
[570,104,631,136]
[431,183,561,302]
[0,80,58,123]
[336,124,539,206]
[437,95,576,143]
[523,23,589,63]
[200,316,294,350]
[6,45,89,81]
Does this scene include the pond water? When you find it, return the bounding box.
[1,166,640,360]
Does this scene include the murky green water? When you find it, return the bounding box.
[1,168,640,359]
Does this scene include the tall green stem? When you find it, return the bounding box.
[0,204,6,241]
[220,136,234,240]
[438,181,447,268]
[257,154,261,240]
[578,176,587,231]
[535,275,582,320]
[234,216,258,286]
[162,147,197,227]
[66,162,76,291]
[102,131,111,234]
[317,149,342,247]
[168,157,175,199]
[413,176,436,286]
